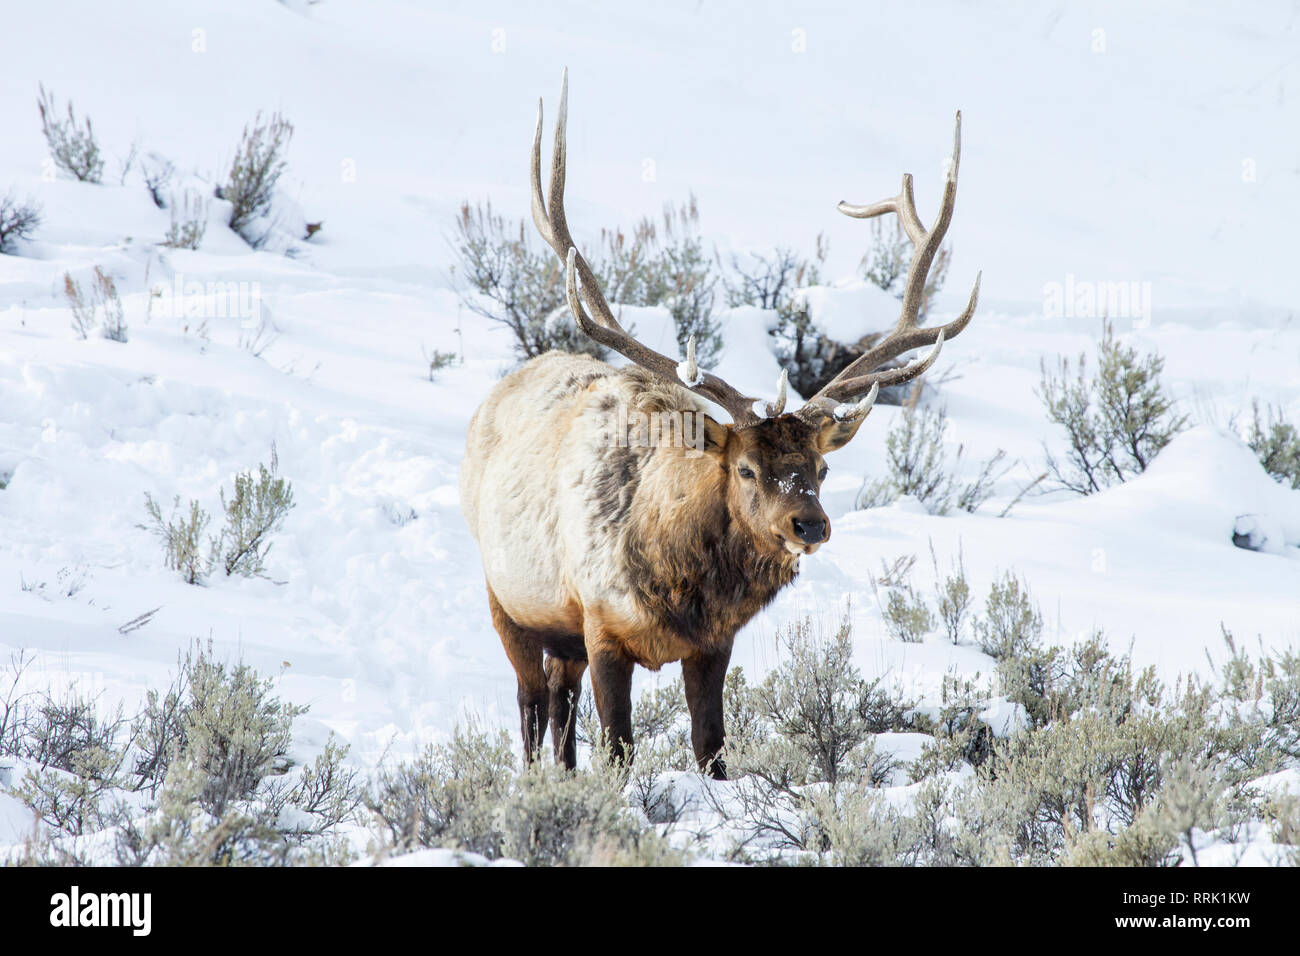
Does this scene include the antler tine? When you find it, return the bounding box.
[798,111,979,422]
[832,381,880,423]
[564,252,764,426]
[766,368,788,417]
[535,73,770,426]
[530,97,554,249]
[531,69,626,335]
[838,173,924,246]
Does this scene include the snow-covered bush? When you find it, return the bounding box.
[12,688,126,836]
[748,567,1296,861]
[930,542,972,644]
[723,240,832,397]
[625,197,721,367]
[280,737,366,839]
[367,722,683,866]
[721,611,919,793]
[452,195,721,365]
[813,630,1296,867]
[1038,322,1188,495]
[174,643,304,817]
[750,613,882,785]
[995,627,1158,732]
[883,589,934,643]
[217,452,295,577]
[128,657,190,796]
[142,450,295,584]
[368,721,514,856]
[855,404,1007,514]
[451,199,597,360]
[37,83,103,183]
[631,675,691,762]
[972,570,1043,661]
[750,222,949,403]
[5,643,359,866]
[805,775,968,866]
[1063,757,1228,867]
[0,192,41,253]
[422,346,457,382]
[495,758,643,867]
[1214,627,1300,762]
[0,653,31,758]
[908,672,995,779]
[721,240,825,315]
[140,152,174,208]
[142,494,213,585]
[1246,399,1300,490]
[162,189,208,250]
[20,691,124,777]
[7,615,1295,867]
[64,266,127,342]
[1263,791,1300,865]
[869,557,935,643]
[219,111,293,245]
[959,696,1242,866]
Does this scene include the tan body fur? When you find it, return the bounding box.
[462,352,798,671]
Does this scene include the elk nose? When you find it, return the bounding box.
[791,516,827,544]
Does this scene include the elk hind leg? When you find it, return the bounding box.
[486,586,548,762]
[545,655,587,770]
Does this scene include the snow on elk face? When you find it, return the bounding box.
[722,414,832,556]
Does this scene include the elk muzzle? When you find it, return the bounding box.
[791,515,827,544]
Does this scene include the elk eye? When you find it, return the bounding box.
[818,466,829,482]
[737,465,756,480]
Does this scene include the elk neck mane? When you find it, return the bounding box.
[587,367,800,648]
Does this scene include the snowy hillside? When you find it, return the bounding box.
[0,0,1297,864]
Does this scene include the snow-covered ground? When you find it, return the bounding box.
[1,1,1297,860]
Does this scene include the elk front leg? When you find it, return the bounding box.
[584,631,635,768]
[683,648,731,780]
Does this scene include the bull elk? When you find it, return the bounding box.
[460,70,980,778]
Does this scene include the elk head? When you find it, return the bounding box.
[531,69,981,557]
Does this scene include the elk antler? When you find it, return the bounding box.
[795,113,981,424]
[532,69,784,427]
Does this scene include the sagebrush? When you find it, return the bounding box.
[220,111,293,246]
[0,193,42,253]
[1246,400,1300,490]
[1038,323,1187,494]
[4,642,360,866]
[856,404,1007,514]
[452,195,721,367]
[37,84,103,183]
[64,266,127,342]
[142,449,294,584]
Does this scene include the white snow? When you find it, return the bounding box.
[1,0,1298,865]
[676,361,702,388]
[797,281,907,344]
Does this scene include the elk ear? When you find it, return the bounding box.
[815,414,868,453]
[700,414,730,460]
